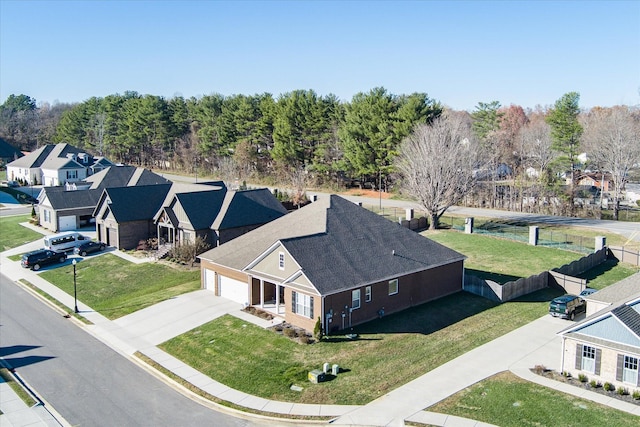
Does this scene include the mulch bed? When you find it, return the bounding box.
[531,366,640,406]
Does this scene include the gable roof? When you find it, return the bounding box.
[200,194,466,295]
[173,189,228,230]
[84,165,171,190]
[96,183,172,222]
[0,138,23,160]
[40,186,102,210]
[6,143,109,170]
[212,188,288,230]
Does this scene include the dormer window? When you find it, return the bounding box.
[278,252,285,270]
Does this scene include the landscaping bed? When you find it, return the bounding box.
[532,365,640,406]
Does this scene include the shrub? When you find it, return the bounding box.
[604,382,614,391]
[617,386,628,396]
[313,317,323,341]
[633,390,640,400]
[533,365,546,375]
[578,374,588,383]
[562,371,572,378]
[299,335,313,344]
[589,379,601,388]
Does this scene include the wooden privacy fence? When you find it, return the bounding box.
[464,248,607,302]
[609,246,640,267]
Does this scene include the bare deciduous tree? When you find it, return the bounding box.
[395,112,479,229]
[581,106,640,220]
[519,113,554,179]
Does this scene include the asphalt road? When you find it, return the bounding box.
[0,274,271,427]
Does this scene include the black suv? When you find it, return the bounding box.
[549,294,586,320]
[21,249,67,271]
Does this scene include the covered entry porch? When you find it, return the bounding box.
[250,276,285,316]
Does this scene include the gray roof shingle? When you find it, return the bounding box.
[612,304,640,336]
[103,184,172,222]
[200,194,465,295]
[42,187,102,210]
[213,188,288,230]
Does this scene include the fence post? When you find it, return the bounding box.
[595,236,606,252]
[529,226,539,246]
[465,217,474,234]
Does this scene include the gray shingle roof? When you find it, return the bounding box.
[0,138,23,160]
[41,187,102,210]
[612,304,640,336]
[102,184,172,222]
[587,272,640,304]
[174,189,228,230]
[200,194,466,295]
[85,165,170,190]
[212,188,288,230]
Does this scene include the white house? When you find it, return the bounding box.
[6,143,113,186]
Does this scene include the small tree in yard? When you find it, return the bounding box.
[169,236,211,266]
[395,111,480,229]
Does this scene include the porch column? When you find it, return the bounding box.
[275,284,280,309]
[260,279,264,308]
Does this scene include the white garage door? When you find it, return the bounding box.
[219,275,249,305]
[204,269,215,291]
[58,215,76,231]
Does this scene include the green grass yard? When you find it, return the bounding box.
[0,214,42,251]
[160,232,639,406]
[40,254,201,319]
[425,371,640,427]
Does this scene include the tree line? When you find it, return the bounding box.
[1,89,639,223]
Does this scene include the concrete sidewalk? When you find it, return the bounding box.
[2,238,639,426]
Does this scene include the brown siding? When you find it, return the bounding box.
[322,261,463,333]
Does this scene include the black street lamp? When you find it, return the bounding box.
[72,259,79,313]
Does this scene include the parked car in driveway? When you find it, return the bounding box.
[549,294,586,320]
[74,241,106,256]
[21,249,67,271]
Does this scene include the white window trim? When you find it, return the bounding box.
[623,355,639,385]
[581,345,596,374]
[278,252,285,270]
[352,289,361,310]
[389,279,399,296]
[365,286,372,302]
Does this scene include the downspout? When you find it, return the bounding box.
[560,335,566,374]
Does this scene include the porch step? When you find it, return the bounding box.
[155,244,171,260]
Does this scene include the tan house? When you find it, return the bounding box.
[558,292,640,392]
[198,194,466,333]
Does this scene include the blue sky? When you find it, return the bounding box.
[1,0,638,111]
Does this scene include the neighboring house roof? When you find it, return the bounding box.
[212,188,288,230]
[200,194,466,296]
[585,272,640,305]
[84,165,171,190]
[559,296,640,352]
[173,189,228,230]
[96,184,172,222]
[6,143,112,171]
[39,186,102,210]
[0,138,23,160]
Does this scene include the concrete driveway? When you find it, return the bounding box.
[113,290,242,345]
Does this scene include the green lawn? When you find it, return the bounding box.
[425,230,584,282]
[0,214,43,251]
[160,288,562,405]
[426,371,640,427]
[40,254,201,319]
[160,231,639,407]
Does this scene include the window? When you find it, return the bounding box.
[44,209,50,222]
[623,355,639,385]
[352,289,361,309]
[581,345,596,373]
[389,279,398,295]
[66,170,77,179]
[291,291,313,318]
[365,286,372,302]
[278,252,285,270]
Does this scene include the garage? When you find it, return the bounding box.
[218,274,249,305]
[58,215,76,231]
